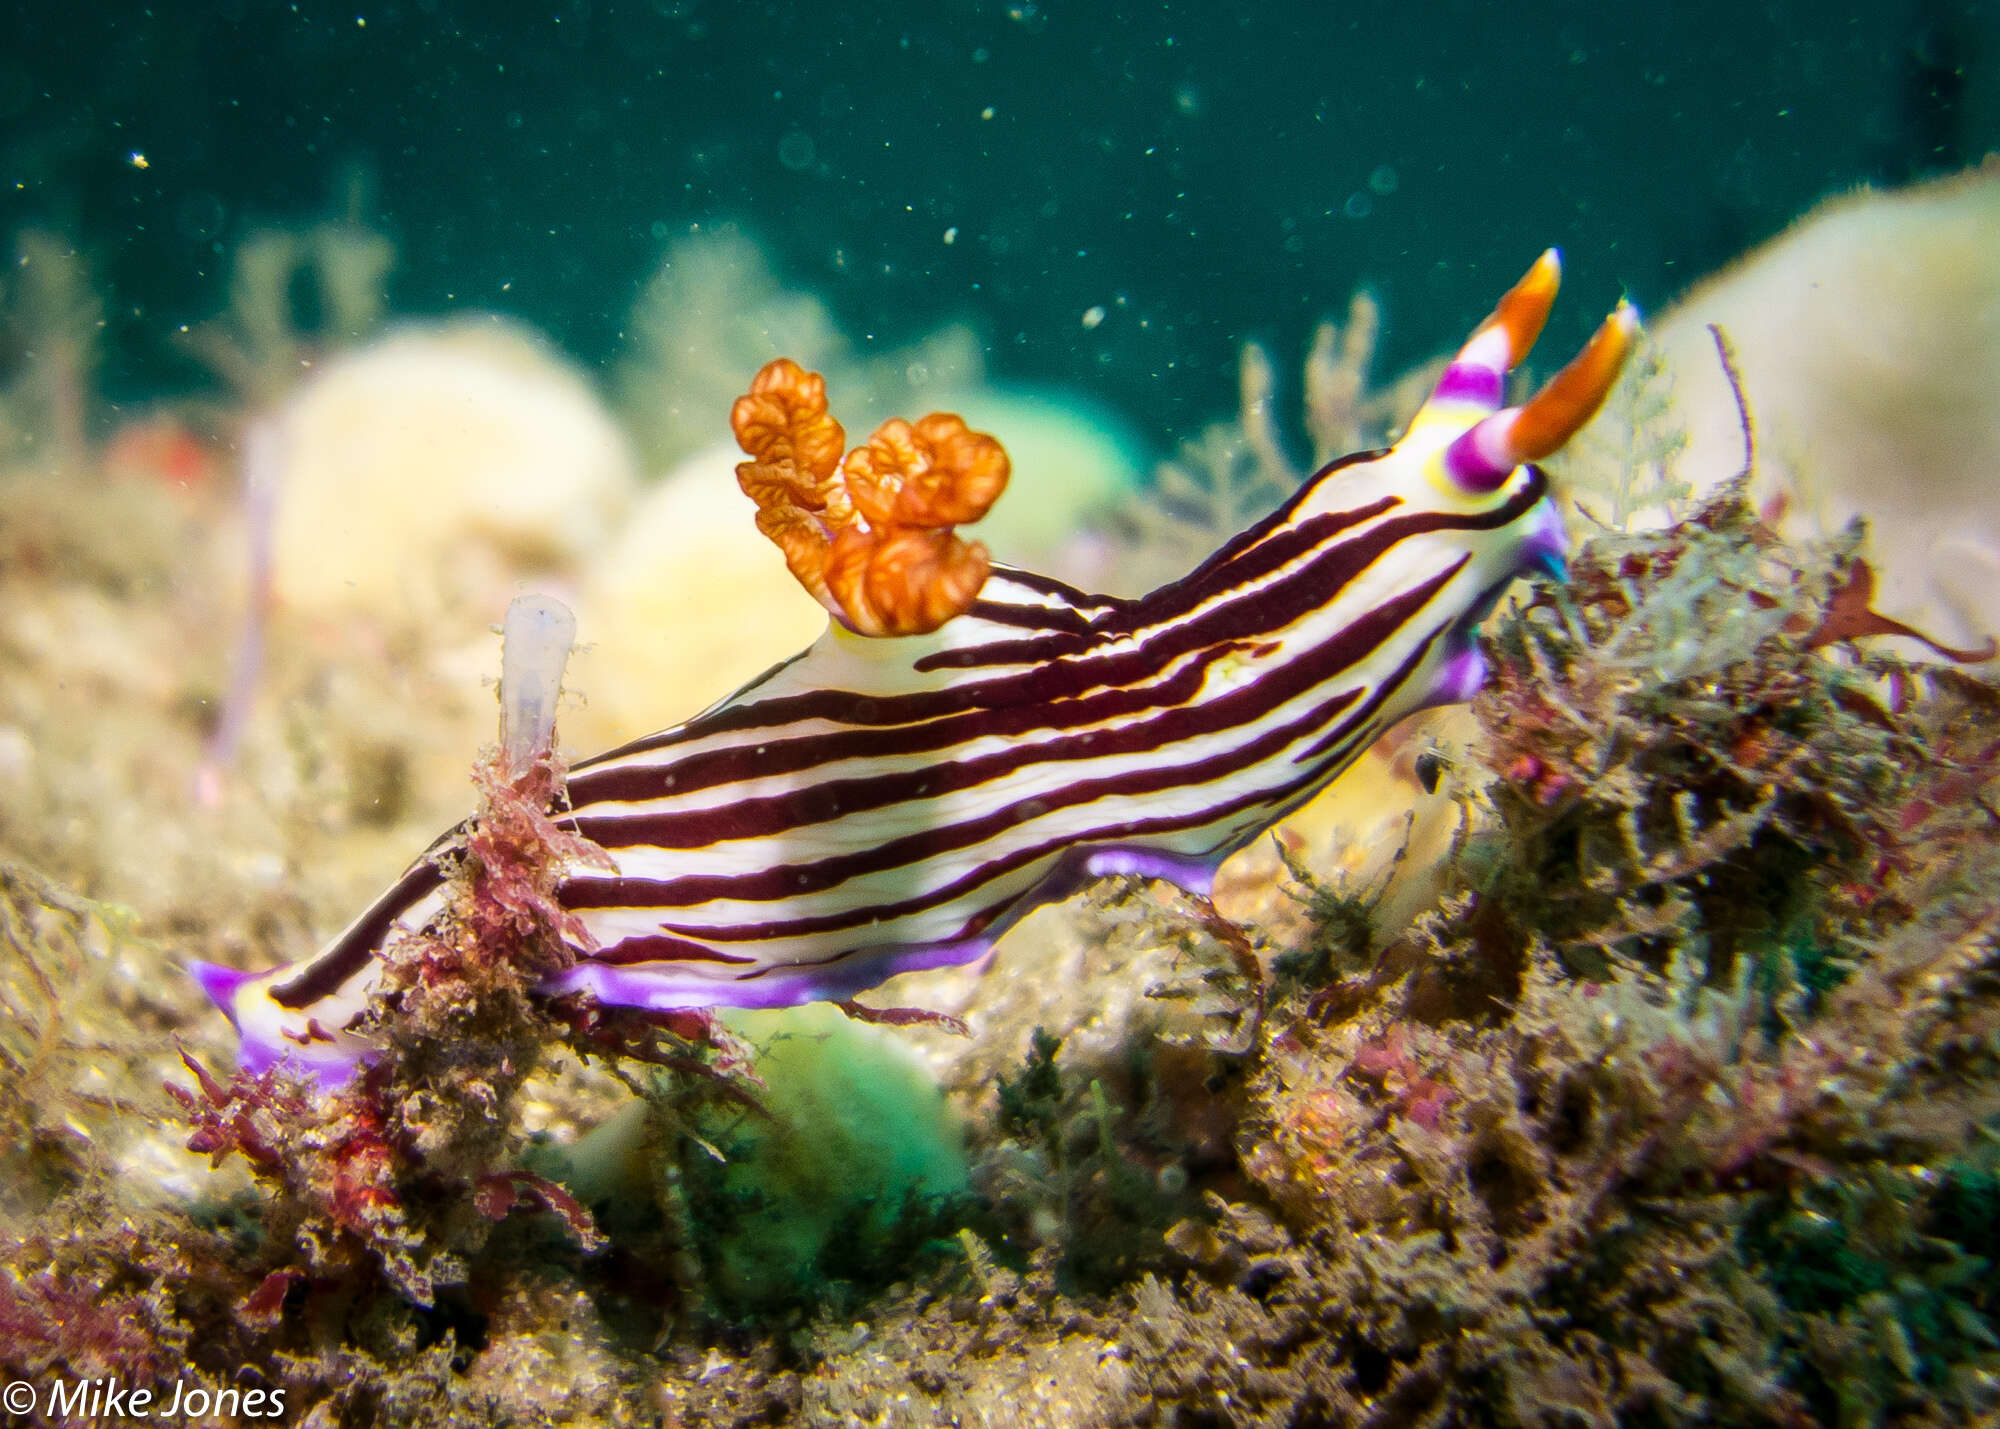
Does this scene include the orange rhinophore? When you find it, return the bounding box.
[1473,246,1561,369]
[1504,302,1638,462]
[730,359,1011,637]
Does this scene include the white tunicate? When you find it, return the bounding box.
[500,593,578,777]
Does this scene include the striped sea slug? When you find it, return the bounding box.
[193,252,1635,1085]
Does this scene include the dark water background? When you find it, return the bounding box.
[2,0,1994,448]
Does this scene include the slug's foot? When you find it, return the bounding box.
[731,358,1011,636]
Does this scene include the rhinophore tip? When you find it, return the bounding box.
[1435,249,1563,407]
[1505,299,1639,461]
[1445,298,1640,491]
[1479,247,1563,370]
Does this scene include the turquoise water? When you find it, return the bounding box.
[2,2,1992,443]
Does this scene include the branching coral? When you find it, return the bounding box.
[731,357,1010,636]
[181,221,394,403]
[0,231,100,474]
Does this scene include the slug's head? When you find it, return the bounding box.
[189,956,375,1089]
[1383,250,1638,579]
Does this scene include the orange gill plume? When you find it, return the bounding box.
[730,359,1011,637]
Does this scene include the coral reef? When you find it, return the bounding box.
[734,489,2000,1429]
[1229,492,2000,1426]
[3,504,1994,1424]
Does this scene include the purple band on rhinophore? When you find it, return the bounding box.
[1432,362,1505,408]
[1443,418,1514,493]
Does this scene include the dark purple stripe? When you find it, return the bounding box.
[963,595,1101,635]
[573,475,1410,764]
[989,566,1132,612]
[570,476,1543,808]
[572,646,813,772]
[560,557,1462,914]
[917,495,1402,673]
[575,641,1318,853]
[589,933,760,967]
[569,639,1240,811]
[571,540,1462,852]
[586,624,1441,949]
[914,474,1543,677]
[270,858,446,1009]
[1185,448,1388,576]
[562,695,1341,917]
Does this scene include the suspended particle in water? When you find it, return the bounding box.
[1368,163,1399,196]
[1344,191,1373,219]
[778,130,816,171]
[1081,305,1106,329]
[176,192,228,241]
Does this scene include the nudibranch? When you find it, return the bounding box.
[194,252,1635,1085]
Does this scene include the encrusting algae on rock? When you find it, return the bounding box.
[1220,482,2000,1426]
